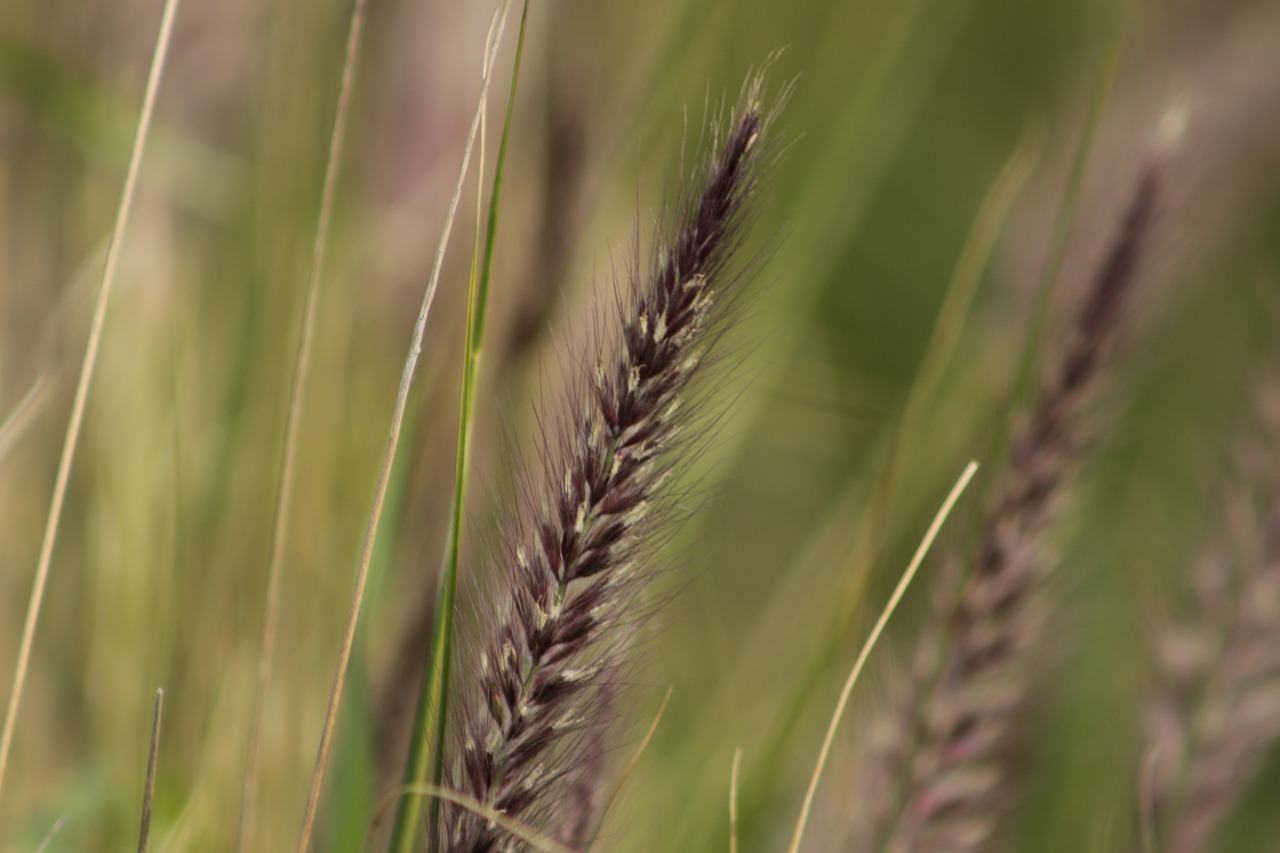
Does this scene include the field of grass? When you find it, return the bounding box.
[3,0,1280,850]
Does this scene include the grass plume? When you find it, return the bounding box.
[443,74,776,851]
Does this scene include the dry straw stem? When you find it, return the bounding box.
[444,75,777,852]
[786,461,979,853]
[294,5,512,849]
[861,162,1160,853]
[1146,389,1280,853]
[0,0,181,805]
[237,0,369,848]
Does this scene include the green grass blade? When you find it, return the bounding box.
[295,5,512,848]
[389,3,530,850]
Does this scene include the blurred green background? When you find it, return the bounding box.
[2,0,1280,849]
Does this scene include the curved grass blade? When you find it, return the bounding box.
[784,462,979,853]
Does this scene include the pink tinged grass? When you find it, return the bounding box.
[0,0,182,807]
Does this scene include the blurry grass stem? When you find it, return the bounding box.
[0,0,181,805]
[237,0,370,848]
[294,4,512,849]
[0,375,49,467]
[730,748,743,853]
[137,688,164,853]
[585,687,674,851]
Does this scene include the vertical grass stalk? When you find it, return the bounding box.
[0,0,181,805]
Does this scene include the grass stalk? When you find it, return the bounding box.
[237,0,370,847]
[294,5,512,848]
[0,0,181,804]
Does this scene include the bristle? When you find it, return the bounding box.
[856,164,1160,852]
[444,88,773,852]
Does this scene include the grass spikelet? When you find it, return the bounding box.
[1145,387,1280,853]
[443,74,777,852]
[858,161,1160,852]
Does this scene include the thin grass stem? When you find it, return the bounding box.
[585,686,674,852]
[785,461,979,853]
[137,688,164,853]
[0,0,181,804]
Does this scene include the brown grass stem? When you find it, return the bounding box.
[293,6,512,849]
[0,0,181,805]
